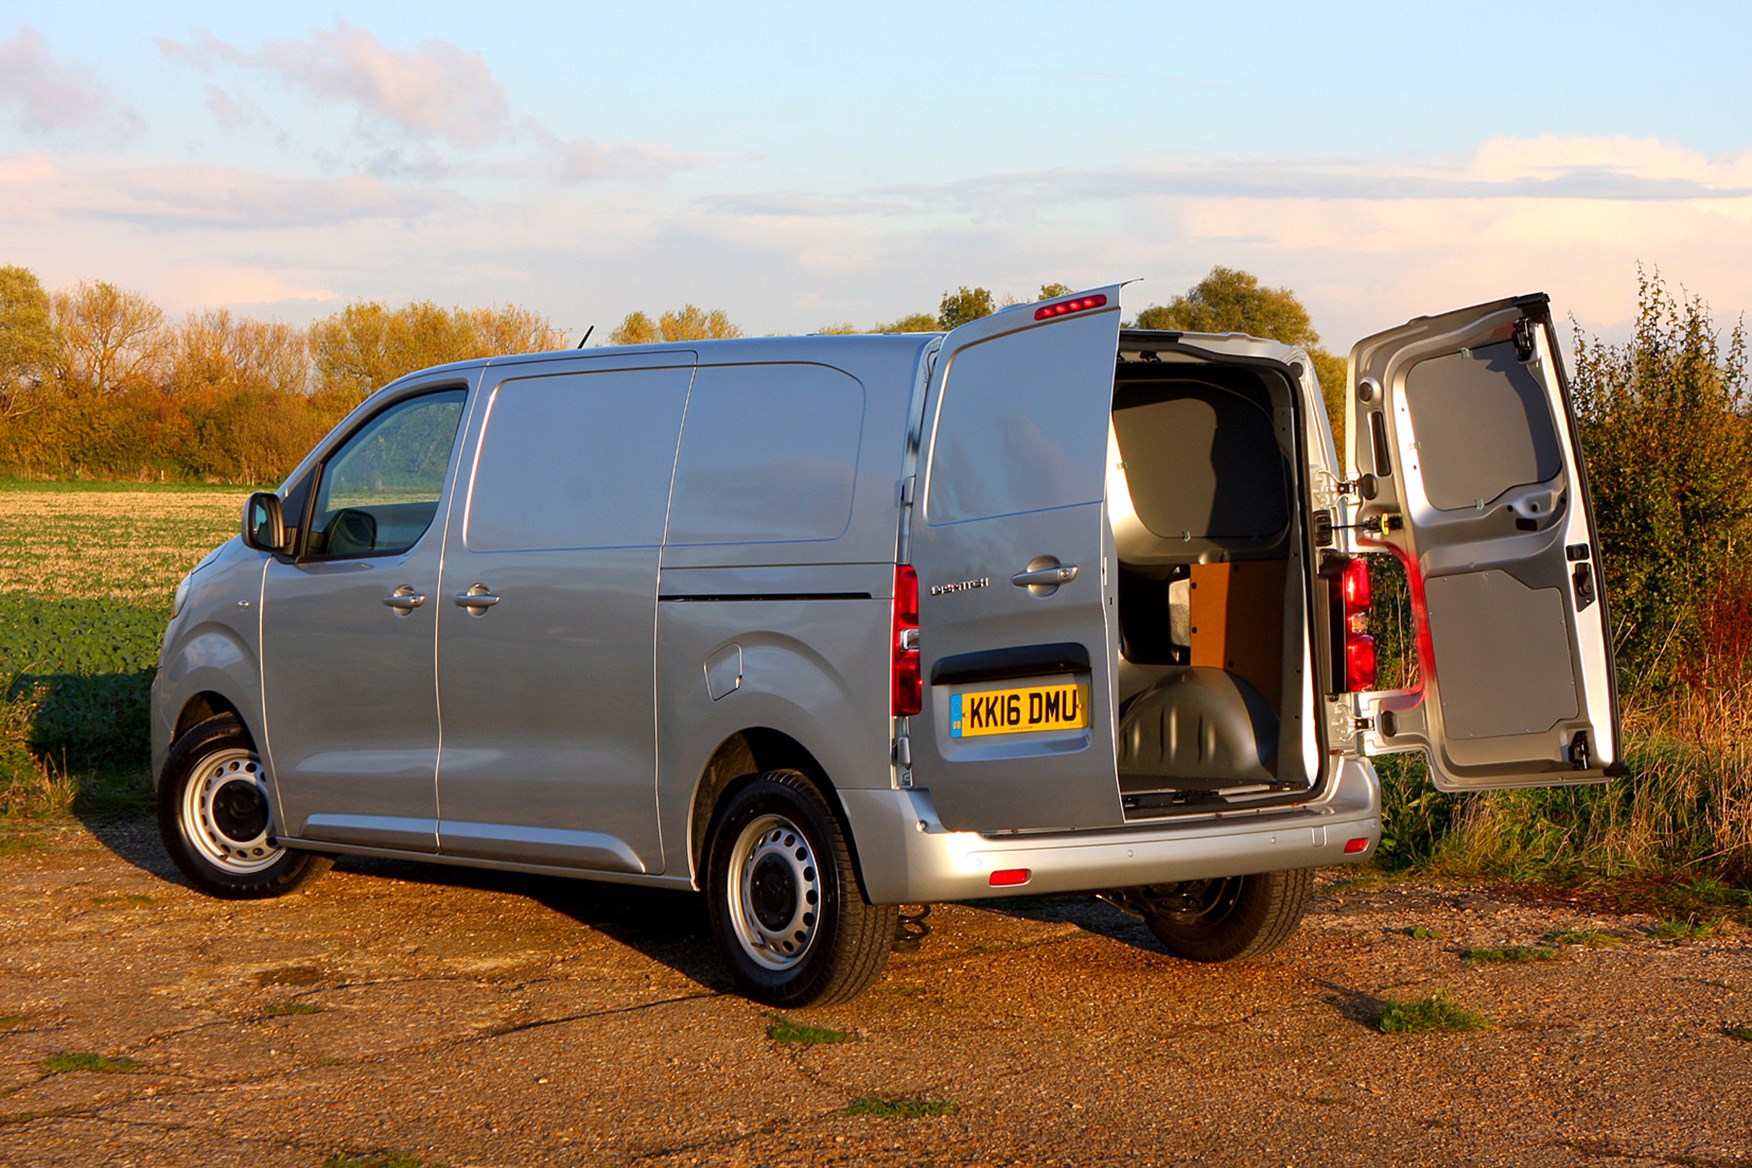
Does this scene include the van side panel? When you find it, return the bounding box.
[654,565,895,876]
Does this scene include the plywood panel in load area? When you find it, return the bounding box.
[1188,560,1288,704]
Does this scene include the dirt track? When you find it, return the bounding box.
[1,819,1748,1168]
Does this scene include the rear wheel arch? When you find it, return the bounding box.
[688,729,869,892]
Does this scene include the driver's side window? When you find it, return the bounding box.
[306,389,468,558]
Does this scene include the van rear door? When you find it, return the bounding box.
[1346,294,1622,790]
[907,287,1125,832]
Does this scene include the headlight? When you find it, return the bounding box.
[172,573,192,619]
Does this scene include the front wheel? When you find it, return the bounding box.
[1124,868,1313,963]
[705,770,896,1007]
[156,714,331,899]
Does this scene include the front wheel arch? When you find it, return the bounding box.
[156,713,331,900]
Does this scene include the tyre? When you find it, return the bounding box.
[1129,868,1312,963]
[156,714,332,899]
[705,770,897,1007]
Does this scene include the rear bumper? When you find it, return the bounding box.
[840,758,1382,904]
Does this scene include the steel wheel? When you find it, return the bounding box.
[179,746,284,875]
[725,813,823,971]
[1144,877,1245,927]
[157,714,331,899]
[1123,869,1313,963]
[704,770,896,1007]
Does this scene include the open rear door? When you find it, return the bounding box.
[1346,294,1621,790]
[907,286,1125,831]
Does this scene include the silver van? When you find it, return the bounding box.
[152,286,1621,1005]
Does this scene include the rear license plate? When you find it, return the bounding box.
[950,683,1090,738]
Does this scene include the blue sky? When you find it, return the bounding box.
[4,2,1750,348]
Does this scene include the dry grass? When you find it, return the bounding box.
[1424,684,1752,887]
[0,484,245,605]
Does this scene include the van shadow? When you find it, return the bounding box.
[9,669,153,773]
[977,892,1169,955]
[79,814,180,879]
[81,817,733,992]
[311,854,733,994]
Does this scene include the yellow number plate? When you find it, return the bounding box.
[950,683,1090,738]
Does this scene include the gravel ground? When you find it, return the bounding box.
[0,819,1748,1168]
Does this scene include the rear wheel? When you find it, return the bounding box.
[157,714,331,899]
[705,770,896,1007]
[1127,868,1312,963]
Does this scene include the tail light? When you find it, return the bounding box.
[892,565,922,716]
[1339,556,1376,691]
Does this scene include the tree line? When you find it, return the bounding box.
[0,267,568,484]
[0,263,1345,483]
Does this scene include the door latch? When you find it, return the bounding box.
[1571,561,1595,612]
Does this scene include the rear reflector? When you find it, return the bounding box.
[1033,294,1107,321]
[1343,837,1370,854]
[988,868,1031,887]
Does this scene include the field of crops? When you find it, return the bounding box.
[0,481,247,810]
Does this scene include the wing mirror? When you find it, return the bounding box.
[242,491,288,554]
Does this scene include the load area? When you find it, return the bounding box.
[1105,336,1320,820]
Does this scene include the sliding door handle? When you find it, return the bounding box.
[453,584,501,615]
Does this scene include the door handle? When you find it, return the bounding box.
[382,586,426,613]
[1011,564,1079,587]
[453,584,501,615]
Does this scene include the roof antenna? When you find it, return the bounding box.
[575,325,594,349]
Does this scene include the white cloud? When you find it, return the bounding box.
[0,28,143,146]
[160,23,706,184]
[167,20,510,149]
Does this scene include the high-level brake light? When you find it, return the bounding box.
[892,565,922,717]
[1033,294,1107,321]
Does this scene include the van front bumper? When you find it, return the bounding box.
[840,759,1382,904]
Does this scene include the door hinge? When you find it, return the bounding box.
[898,475,916,506]
[892,732,913,785]
[1513,318,1537,362]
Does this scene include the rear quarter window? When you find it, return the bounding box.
[665,363,864,545]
